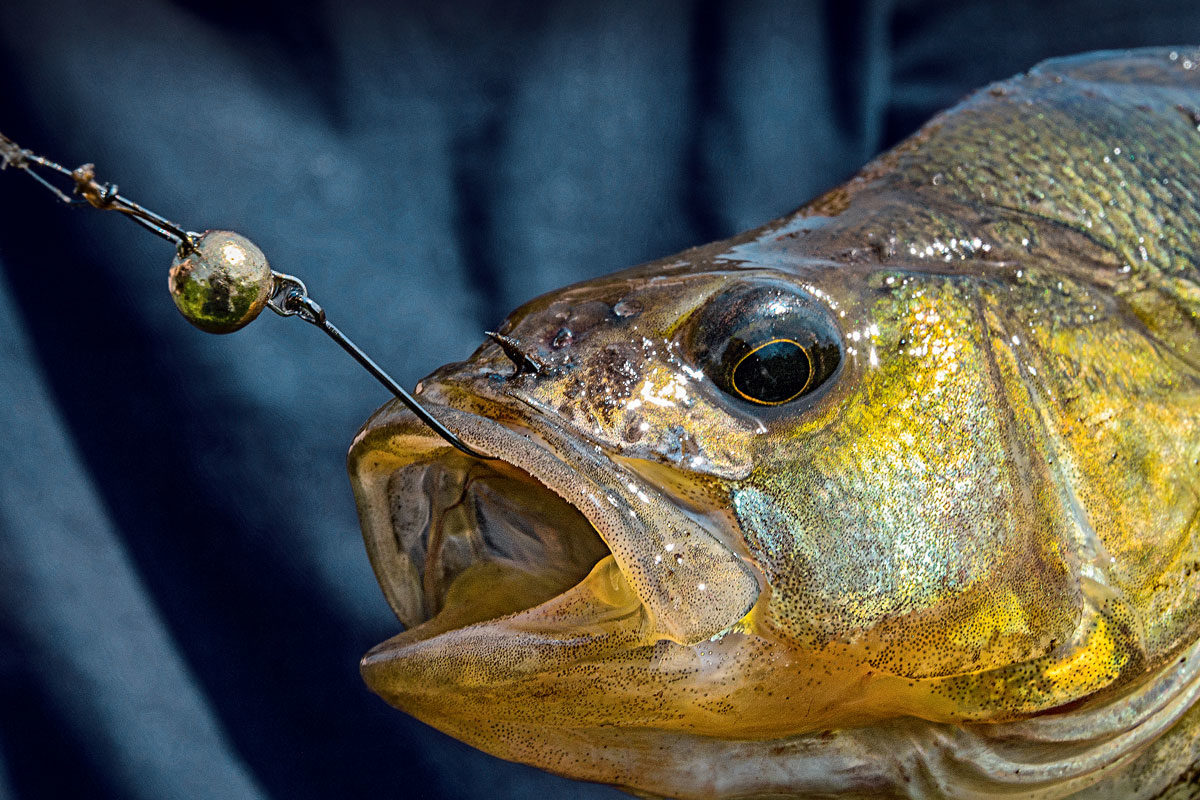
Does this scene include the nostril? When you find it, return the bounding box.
[551,327,574,349]
[485,331,549,376]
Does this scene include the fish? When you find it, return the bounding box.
[348,49,1200,799]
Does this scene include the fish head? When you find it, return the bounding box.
[350,48,1200,796]
[349,239,1089,784]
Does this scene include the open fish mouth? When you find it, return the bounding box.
[350,396,760,666]
[348,395,775,795]
[360,437,612,641]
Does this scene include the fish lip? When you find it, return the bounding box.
[350,394,761,651]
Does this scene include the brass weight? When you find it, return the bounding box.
[168,230,273,333]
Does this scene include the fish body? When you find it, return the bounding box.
[350,49,1200,798]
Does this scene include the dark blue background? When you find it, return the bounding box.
[1,2,1198,798]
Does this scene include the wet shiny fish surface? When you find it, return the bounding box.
[349,50,1200,799]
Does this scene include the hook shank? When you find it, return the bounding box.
[267,275,493,460]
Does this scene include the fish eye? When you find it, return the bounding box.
[687,283,842,407]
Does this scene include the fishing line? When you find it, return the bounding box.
[0,131,492,461]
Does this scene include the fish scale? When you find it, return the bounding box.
[777,55,1200,299]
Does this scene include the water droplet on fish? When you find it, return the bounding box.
[613,299,642,318]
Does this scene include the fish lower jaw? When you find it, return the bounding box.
[358,553,649,705]
[365,635,1200,800]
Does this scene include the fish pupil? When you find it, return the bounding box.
[731,338,812,405]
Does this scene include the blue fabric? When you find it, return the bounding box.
[1,2,1198,797]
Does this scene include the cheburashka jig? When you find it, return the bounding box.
[0,131,491,461]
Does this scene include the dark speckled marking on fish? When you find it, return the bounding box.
[350,49,1200,799]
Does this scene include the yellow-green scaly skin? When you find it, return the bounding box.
[350,49,1200,798]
